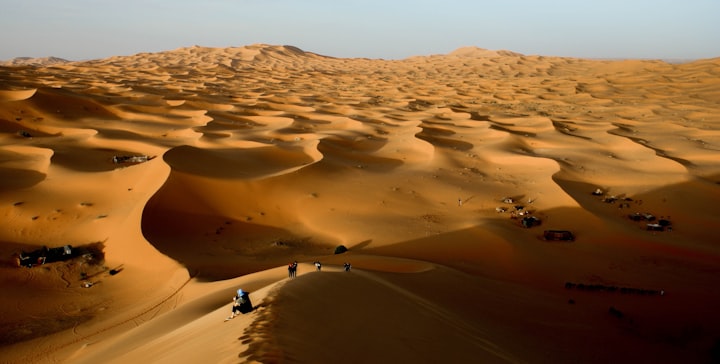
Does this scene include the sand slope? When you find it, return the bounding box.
[1,44,719,363]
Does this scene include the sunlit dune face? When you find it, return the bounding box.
[1,45,719,364]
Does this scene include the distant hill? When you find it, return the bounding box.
[68,44,334,71]
[0,56,71,66]
[448,46,524,57]
[0,45,525,69]
[1,45,710,69]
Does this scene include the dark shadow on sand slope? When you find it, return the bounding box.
[95,127,171,143]
[0,167,46,189]
[551,119,593,140]
[0,118,57,137]
[414,130,474,151]
[359,211,720,363]
[488,123,537,137]
[141,207,332,281]
[551,172,720,237]
[162,144,316,179]
[193,116,257,134]
[315,137,404,172]
[0,241,106,346]
[448,108,492,122]
[607,125,696,170]
[0,311,93,347]
[242,268,522,363]
[350,239,372,250]
[44,144,155,172]
[21,87,120,121]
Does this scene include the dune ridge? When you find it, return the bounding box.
[0,57,70,67]
[1,44,719,363]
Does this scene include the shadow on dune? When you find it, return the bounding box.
[0,119,56,137]
[354,215,720,363]
[0,311,93,348]
[45,145,152,172]
[141,207,331,281]
[0,241,42,267]
[162,145,316,179]
[350,239,372,250]
[315,137,404,172]
[415,131,474,151]
[552,171,720,229]
[488,122,537,137]
[0,241,106,346]
[242,268,522,363]
[22,87,119,121]
[607,124,697,169]
[95,127,169,143]
[551,119,593,140]
[0,167,45,189]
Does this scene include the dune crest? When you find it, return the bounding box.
[0,88,37,102]
[1,44,719,363]
[449,46,523,57]
[0,57,70,66]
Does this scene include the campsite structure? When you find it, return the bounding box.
[16,242,105,268]
[112,155,154,164]
[18,245,74,267]
[543,230,575,241]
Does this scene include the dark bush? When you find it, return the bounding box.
[334,245,348,254]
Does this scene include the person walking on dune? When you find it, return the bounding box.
[288,261,298,278]
[314,261,322,271]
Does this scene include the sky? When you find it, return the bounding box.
[1,0,719,61]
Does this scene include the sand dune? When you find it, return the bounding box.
[1,44,719,363]
[0,57,70,67]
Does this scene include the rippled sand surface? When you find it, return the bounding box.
[1,45,719,363]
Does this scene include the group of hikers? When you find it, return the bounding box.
[289,260,352,277]
[288,261,298,277]
[229,260,353,320]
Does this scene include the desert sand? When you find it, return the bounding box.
[1,44,719,363]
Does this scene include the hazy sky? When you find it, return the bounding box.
[2,0,718,60]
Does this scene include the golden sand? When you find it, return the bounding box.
[1,44,719,363]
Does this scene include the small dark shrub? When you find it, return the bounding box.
[334,245,348,254]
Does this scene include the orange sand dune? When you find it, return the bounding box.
[1,45,719,363]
